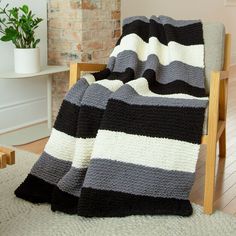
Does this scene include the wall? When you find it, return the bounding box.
[121,0,236,63]
[48,0,121,121]
[0,0,48,134]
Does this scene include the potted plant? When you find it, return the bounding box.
[0,2,43,74]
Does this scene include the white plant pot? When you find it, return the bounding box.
[14,48,40,74]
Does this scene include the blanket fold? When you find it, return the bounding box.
[15,15,208,217]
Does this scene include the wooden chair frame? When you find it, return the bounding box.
[69,34,231,214]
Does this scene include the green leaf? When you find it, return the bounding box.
[1,35,11,41]
[0,3,42,48]
[4,27,18,40]
[5,27,17,34]
[20,5,29,14]
[9,8,18,19]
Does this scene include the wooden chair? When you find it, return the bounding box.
[69,32,231,215]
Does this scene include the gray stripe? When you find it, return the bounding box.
[123,16,150,26]
[31,152,71,185]
[151,15,200,27]
[112,85,208,108]
[64,78,90,107]
[83,159,195,200]
[123,15,200,27]
[107,51,205,89]
[57,167,87,197]
[81,83,112,110]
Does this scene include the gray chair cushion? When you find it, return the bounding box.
[202,22,225,134]
[203,22,225,93]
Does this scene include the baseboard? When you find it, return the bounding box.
[0,118,47,135]
[0,122,51,146]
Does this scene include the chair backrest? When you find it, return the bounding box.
[203,22,225,94]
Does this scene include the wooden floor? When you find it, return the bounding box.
[16,138,48,154]
[16,73,236,216]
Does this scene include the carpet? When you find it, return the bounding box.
[0,148,236,236]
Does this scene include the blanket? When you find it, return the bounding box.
[15,15,208,217]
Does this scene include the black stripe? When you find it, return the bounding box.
[54,100,80,137]
[51,186,78,215]
[106,68,135,83]
[93,68,136,84]
[106,68,135,81]
[100,99,205,144]
[116,20,203,46]
[149,80,206,97]
[15,174,53,203]
[92,68,111,81]
[144,69,206,97]
[77,105,104,138]
[78,188,192,217]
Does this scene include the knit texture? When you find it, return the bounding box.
[15,15,208,217]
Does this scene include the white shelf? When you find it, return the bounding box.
[0,65,69,79]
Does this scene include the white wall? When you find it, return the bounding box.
[121,0,236,63]
[0,0,48,134]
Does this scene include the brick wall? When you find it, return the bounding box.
[48,0,121,121]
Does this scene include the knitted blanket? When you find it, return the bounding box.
[15,16,208,217]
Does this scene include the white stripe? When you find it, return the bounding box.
[127,78,209,101]
[92,130,200,173]
[72,138,95,168]
[110,34,204,68]
[45,129,76,162]
[45,128,95,166]
[95,79,123,92]
[83,74,96,85]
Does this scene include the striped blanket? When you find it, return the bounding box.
[15,16,208,217]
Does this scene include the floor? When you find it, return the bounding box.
[16,70,236,215]
[16,138,48,154]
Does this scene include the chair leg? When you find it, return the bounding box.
[219,128,226,158]
[204,140,217,214]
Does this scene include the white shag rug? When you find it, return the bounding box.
[1,148,236,236]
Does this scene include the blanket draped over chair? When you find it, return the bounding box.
[15,16,208,217]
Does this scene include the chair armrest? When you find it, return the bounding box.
[69,63,107,88]
[72,63,107,72]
